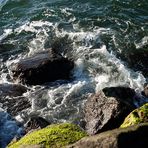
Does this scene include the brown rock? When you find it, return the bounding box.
[67,123,148,148]
[144,83,148,97]
[9,49,74,85]
[84,87,136,135]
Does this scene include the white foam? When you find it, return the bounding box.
[32,28,146,122]
[1,15,146,125]
[14,21,54,56]
[135,36,148,49]
[60,8,73,17]
[0,29,12,42]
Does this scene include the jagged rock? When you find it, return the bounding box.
[9,49,74,85]
[84,86,136,135]
[120,103,148,128]
[24,117,50,134]
[67,123,148,148]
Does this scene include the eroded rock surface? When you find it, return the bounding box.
[84,87,136,135]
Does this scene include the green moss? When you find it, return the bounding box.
[120,103,148,128]
[8,123,87,148]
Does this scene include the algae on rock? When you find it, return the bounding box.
[8,123,87,148]
[121,103,148,128]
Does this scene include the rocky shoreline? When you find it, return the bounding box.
[0,48,148,147]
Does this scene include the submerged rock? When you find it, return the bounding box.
[120,103,148,128]
[0,83,27,97]
[8,123,87,148]
[0,83,30,116]
[67,123,148,148]
[9,49,74,85]
[84,86,136,135]
[2,96,31,116]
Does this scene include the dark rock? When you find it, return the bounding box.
[84,87,136,135]
[102,87,136,107]
[9,49,74,85]
[67,123,148,148]
[0,83,27,97]
[24,117,50,134]
[2,96,31,116]
[123,49,148,78]
[0,83,30,116]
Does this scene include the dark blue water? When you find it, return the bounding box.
[0,0,147,57]
[0,0,148,147]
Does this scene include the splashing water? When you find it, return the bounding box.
[0,0,147,146]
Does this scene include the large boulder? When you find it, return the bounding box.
[120,103,148,128]
[84,87,136,135]
[8,123,87,148]
[67,123,148,148]
[0,83,30,116]
[9,49,74,85]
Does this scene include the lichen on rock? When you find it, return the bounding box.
[120,103,148,128]
[8,123,87,148]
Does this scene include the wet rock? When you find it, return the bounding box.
[102,87,136,106]
[120,103,148,128]
[67,123,148,148]
[2,96,31,116]
[24,117,50,134]
[9,49,74,85]
[0,83,27,97]
[0,83,30,116]
[123,49,148,78]
[84,86,136,135]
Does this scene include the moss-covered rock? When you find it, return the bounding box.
[8,123,87,148]
[120,103,148,128]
